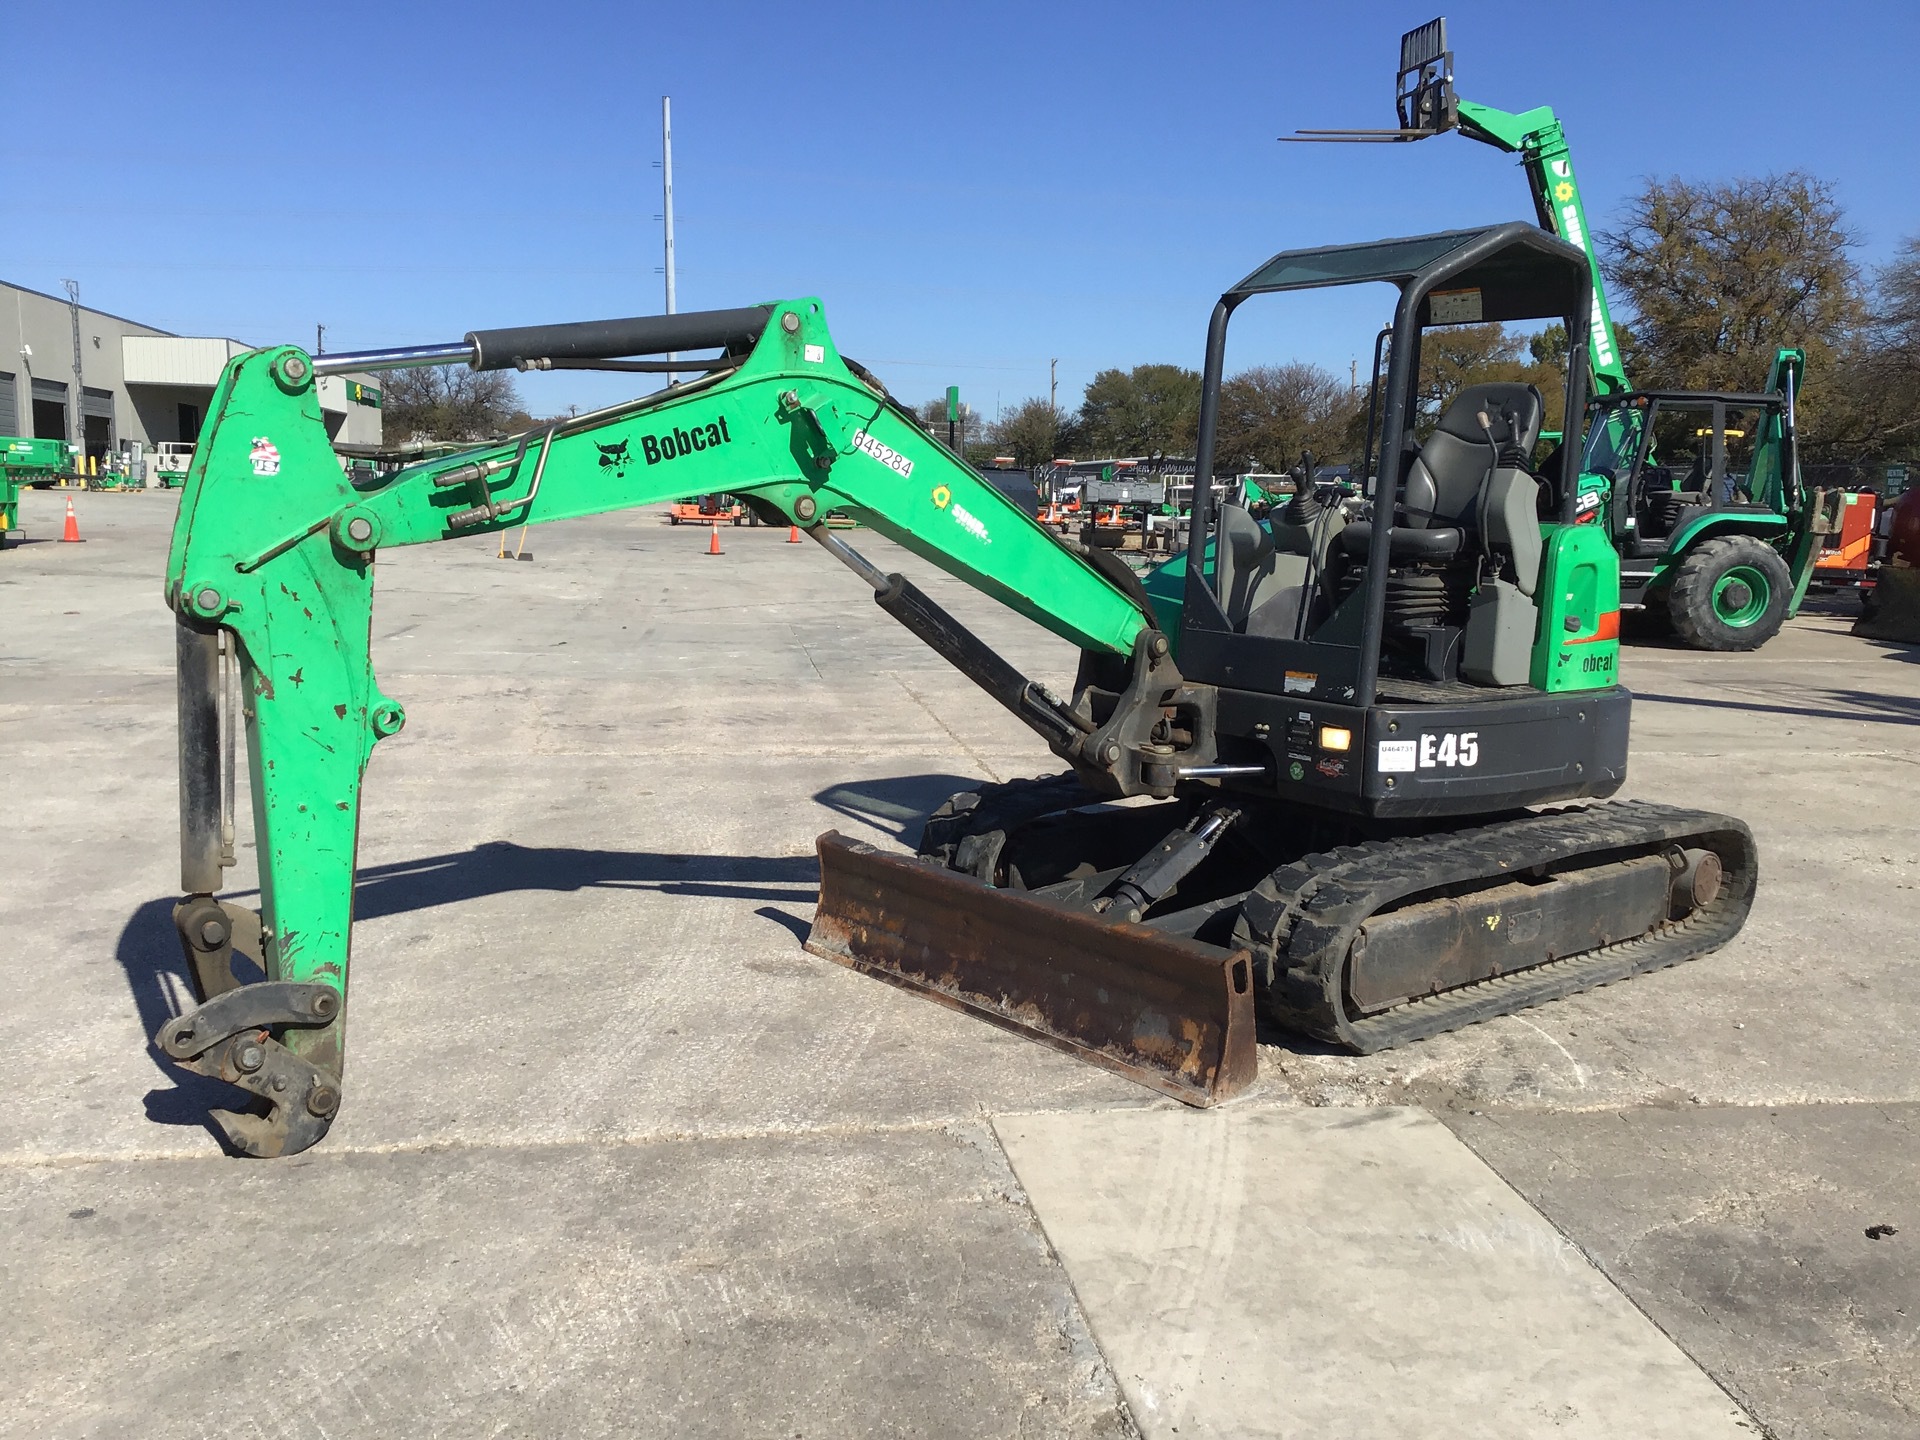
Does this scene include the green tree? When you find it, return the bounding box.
[1855,235,1920,461]
[1077,364,1202,456]
[1599,172,1864,451]
[915,396,986,456]
[1414,323,1565,436]
[1213,362,1349,473]
[382,366,530,443]
[992,398,1071,468]
[1527,324,1569,370]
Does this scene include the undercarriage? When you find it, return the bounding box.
[809,773,1755,1099]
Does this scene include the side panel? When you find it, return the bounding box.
[1362,688,1631,817]
[1208,687,1631,820]
[1532,522,1621,692]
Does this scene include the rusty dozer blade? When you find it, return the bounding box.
[806,831,1257,1106]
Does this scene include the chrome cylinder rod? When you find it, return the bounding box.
[805,524,890,591]
[312,342,476,376]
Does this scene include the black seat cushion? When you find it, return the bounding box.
[1340,382,1543,571]
[1338,522,1463,562]
[1404,383,1546,529]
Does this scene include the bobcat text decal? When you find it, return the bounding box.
[640,416,733,465]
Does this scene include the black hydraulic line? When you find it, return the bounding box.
[872,573,1094,754]
[514,354,737,374]
[176,617,224,895]
[467,306,774,371]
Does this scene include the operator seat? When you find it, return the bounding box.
[1338,382,1544,563]
[1216,498,1348,639]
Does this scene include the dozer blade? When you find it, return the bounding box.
[807,831,1257,1106]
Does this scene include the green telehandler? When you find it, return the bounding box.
[2,436,81,547]
[159,223,1754,1156]
[1292,17,1821,650]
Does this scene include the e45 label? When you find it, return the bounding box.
[1376,731,1479,774]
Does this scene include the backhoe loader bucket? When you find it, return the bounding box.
[806,832,1258,1105]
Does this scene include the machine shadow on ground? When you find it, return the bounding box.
[811,772,980,847]
[115,897,259,1145]
[114,845,823,1144]
[348,841,818,917]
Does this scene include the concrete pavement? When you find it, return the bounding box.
[3,486,1916,1437]
[998,1107,1754,1439]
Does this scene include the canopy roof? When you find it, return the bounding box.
[1227,221,1590,325]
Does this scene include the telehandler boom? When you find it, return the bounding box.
[162,227,1755,1157]
[1291,17,1823,650]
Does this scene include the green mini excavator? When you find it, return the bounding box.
[1292,17,1823,650]
[160,222,1754,1156]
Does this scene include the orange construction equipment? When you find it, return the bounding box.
[61,498,82,542]
[787,524,802,543]
[669,496,744,526]
[1814,491,1877,586]
[707,523,722,555]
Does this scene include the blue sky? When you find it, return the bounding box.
[8,1,1911,421]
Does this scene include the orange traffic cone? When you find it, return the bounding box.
[786,524,801,543]
[61,498,82,542]
[708,523,722,555]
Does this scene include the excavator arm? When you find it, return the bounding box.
[160,300,1214,1156]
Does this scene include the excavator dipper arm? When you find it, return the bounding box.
[161,300,1232,1155]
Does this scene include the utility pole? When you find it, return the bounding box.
[316,324,327,355]
[61,280,83,461]
[661,96,677,381]
[1049,358,1058,412]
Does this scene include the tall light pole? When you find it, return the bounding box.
[661,96,678,380]
[61,279,84,459]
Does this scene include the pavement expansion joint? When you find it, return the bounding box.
[0,1099,1241,1172]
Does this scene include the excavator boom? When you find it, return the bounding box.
[162,300,1252,1155]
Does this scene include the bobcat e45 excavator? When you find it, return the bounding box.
[161,222,1755,1156]
[1292,17,1824,651]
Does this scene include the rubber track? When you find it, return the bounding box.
[1235,800,1758,1053]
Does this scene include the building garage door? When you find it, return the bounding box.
[31,376,68,441]
[82,385,114,459]
[0,371,16,434]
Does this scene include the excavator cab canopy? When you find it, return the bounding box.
[1226,223,1589,324]
[1181,221,1594,711]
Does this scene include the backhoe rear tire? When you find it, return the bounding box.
[1667,536,1792,651]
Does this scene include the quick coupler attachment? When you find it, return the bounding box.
[156,981,343,1158]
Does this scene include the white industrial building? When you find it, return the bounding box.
[1,281,381,470]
